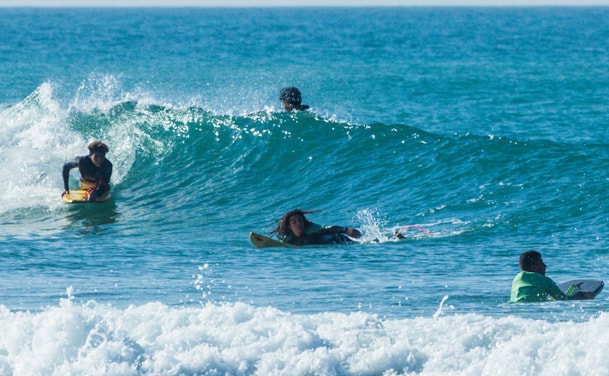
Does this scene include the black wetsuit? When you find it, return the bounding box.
[63,155,112,197]
[282,224,355,246]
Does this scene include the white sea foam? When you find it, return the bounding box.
[0,81,168,215]
[0,83,79,211]
[0,294,608,376]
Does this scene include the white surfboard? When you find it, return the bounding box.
[558,279,604,300]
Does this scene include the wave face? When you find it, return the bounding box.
[2,7,609,375]
[3,82,609,243]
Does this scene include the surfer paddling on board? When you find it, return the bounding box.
[62,141,113,202]
[510,250,570,303]
[279,87,309,111]
[272,209,361,246]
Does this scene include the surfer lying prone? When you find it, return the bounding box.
[62,141,113,202]
[272,209,361,246]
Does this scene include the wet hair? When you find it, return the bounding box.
[88,141,109,155]
[280,87,302,105]
[519,250,542,272]
[279,87,309,110]
[272,209,316,239]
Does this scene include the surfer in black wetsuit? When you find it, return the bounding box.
[279,87,310,111]
[272,209,361,246]
[62,141,113,202]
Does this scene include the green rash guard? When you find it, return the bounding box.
[510,271,567,303]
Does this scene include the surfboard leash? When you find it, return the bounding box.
[394,225,431,238]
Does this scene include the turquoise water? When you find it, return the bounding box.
[2,7,609,375]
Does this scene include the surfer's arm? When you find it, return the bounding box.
[546,278,568,301]
[346,228,361,238]
[85,160,112,201]
[550,291,568,301]
[319,226,361,238]
[62,159,79,193]
[93,162,113,196]
[101,161,112,186]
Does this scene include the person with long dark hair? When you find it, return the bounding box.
[272,209,361,246]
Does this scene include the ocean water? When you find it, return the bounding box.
[2,6,609,375]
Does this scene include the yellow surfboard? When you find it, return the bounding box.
[62,190,112,203]
[249,232,297,248]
